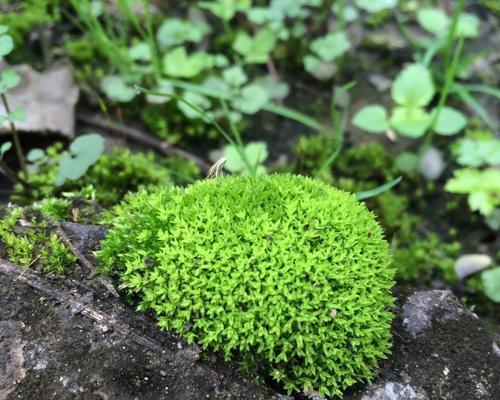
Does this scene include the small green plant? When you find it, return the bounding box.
[19,144,197,207]
[0,25,28,182]
[352,63,467,139]
[445,132,500,227]
[97,174,395,397]
[27,133,105,186]
[0,206,76,274]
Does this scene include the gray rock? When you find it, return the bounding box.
[402,290,464,337]
[361,382,428,400]
[0,321,26,399]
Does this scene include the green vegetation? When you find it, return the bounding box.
[97,174,395,397]
[0,206,75,274]
[17,144,199,207]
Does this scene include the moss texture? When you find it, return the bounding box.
[97,174,395,397]
[0,206,75,274]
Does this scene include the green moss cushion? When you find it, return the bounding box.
[97,174,395,397]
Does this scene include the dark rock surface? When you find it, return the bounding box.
[1,224,499,400]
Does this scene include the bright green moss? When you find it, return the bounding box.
[0,206,76,274]
[97,174,395,397]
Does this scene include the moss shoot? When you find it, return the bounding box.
[97,174,395,397]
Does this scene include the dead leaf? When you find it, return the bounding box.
[0,62,79,138]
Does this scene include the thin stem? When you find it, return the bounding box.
[422,37,464,152]
[0,159,30,189]
[1,94,27,177]
[443,0,465,71]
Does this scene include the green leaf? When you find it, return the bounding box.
[0,141,12,158]
[395,152,420,173]
[7,107,26,122]
[433,106,467,135]
[156,18,210,50]
[177,91,212,120]
[56,134,105,186]
[303,55,337,81]
[354,0,398,13]
[417,8,449,35]
[445,168,500,216]
[0,69,21,94]
[163,47,208,78]
[0,26,8,36]
[223,141,268,173]
[356,176,402,201]
[233,84,269,114]
[222,66,247,87]
[456,13,480,39]
[352,105,389,133]
[100,75,136,102]
[482,267,500,302]
[199,0,251,20]
[390,106,432,138]
[232,29,276,64]
[128,42,152,62]
[26,148,45,162]
[0,34,14,58]
[310,32,350,62]
[391,63,435,107]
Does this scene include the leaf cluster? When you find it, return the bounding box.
[18,145,198,207]
[97,174,395,397]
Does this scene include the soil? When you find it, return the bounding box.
[1,224,499,400]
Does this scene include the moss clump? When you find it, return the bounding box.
[16,145,199,207]
[97,174,395,397]
[392,233,461,283]
[0,206,76,274]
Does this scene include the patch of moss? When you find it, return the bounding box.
[16,145,199,207]
[0,206,76,274]
[0,0,60,51]
[97,174,395,397]
[392,233,461,283]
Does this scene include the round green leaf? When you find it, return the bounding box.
[27,148,45,162]
[0,34,14,58]
[352,105,389,134]
[391,64,435,107]
[128,42,152,62]
[390,106,432,138]
[163,47,207,78]
[233,84,269,114]
[223,66,247,87]
[303,55,337,81]
[456,13,480,39]
[481,267,500,303]
[354,0,398,13]
[433,106,467,136]
[7,107,26,122]
[100,75,136,102]
[0,69,21,94]
[417,8,449,35]
[395,152,420,173]
[0,141,12,158]
[310,32,350,62]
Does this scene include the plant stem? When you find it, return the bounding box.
[443,0,465,71]
[422,37,464,152]
[0,159,30,189]
[1,94,27,177]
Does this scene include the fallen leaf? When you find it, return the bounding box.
[0,62,79,138]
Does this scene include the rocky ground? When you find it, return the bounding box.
[1,224,499,400]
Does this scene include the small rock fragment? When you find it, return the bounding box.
[361,382,428,400]
[454,254,493,280]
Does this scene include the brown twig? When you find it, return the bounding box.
[76,113,212,173]
[54,222,119,297]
